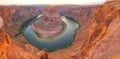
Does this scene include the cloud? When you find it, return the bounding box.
[0,0,107,5]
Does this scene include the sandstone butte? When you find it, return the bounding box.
[0,0,120,59]
[32,6,63,37]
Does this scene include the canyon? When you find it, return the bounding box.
[0,0,120,59]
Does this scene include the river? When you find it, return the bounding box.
[23,15,80,51]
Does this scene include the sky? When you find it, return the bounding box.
[0,0,107,5]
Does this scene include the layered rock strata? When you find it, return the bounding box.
[76,1,120,59]
[0,17,48,59]
[3,3,120,59]
[32,6,63,37]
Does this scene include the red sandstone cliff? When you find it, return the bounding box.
[1,1,120,59]
[32,6,63,37]
[76,1,120,59]
[0,21,9,59]
[0,16,48,59]
[0,5,97,59]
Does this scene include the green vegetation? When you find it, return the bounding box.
[15,15,37,37]
[16,14,80,52]
[21,15,38,29]
[15,28,24,37]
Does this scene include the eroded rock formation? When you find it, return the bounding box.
[1,1,120,59]
[32,6,63,37]
[0,17,48,59]
[0,5,97,59]
[77,1,120,59]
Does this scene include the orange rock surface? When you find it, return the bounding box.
[78,0,120,59]
[32,6,63,37]
[0,17,48,59]
[0,0,120,59]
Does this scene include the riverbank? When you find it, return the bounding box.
[20,15,80,51]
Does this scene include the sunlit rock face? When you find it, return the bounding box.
[32,6,63,37]
[0,18,7,59]
[77,1,120,59]
[0,16,48,59]
[4,3,120,59]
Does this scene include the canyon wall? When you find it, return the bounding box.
[2,3,119,59]
[0,13,48,59]
[0,5,96,59]
[0,5,98,59]
[78,1,120,59]
[0,17,9,59]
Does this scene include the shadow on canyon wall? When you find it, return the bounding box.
[0,0,120,59]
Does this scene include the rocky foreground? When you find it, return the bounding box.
[0,0,120,59]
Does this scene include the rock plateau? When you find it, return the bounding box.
[32,6,63,37]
